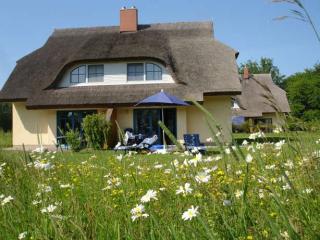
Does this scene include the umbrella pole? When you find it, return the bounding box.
[162,108,166,150]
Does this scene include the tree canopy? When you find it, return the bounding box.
[284,64,320,121]
[239,57,285,87]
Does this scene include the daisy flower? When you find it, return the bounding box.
[130,204,149,221]
[176,183,193,196]
[141,190,158,203]
[182,205,199,221]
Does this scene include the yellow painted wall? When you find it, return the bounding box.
[12,102,56,146]
[12,97,232,147]
[186,96,232,143]
[262,113,284,127]
[117,108,133,130]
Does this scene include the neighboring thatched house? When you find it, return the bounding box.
[0,7,242,149]
[232,67,290,131]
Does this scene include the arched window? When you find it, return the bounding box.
[70,65,86,83]
[145,63,162,80]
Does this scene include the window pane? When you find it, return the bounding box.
[145,63,162,81]
[127,63,144,81]
[79,75,86,83]
[79,66,86,74]
[71,68,79,75]
[146,63,153,72]
[71,75,79,83]
[88,75,104,82]
[146,72,154,81]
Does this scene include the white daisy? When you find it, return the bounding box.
[182,205,199,221]
[141,190,158,203]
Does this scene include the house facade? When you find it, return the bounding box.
[0,8,241,149]
[232,67,290,132]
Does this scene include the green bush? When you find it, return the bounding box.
[82,114,111,150]
[65,129,82,152]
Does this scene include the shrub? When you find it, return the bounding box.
[82,114,111,150]
[65,129,82,152]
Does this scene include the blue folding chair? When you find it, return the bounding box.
[183,134,207,154]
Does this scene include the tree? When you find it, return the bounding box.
[0,103,12,132]
[285,64,320,121]
[239,57,285,87]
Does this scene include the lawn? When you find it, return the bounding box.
[0,130,319,239]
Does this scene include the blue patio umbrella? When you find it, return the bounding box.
[135,89,189,149]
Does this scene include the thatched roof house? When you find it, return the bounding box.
[0,7,241,148]
[233,67,290,130]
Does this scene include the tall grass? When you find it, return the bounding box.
[0,108,319,239]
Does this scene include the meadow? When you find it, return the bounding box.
[0,130,319,239]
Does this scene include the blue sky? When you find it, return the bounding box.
[0,0,319,88]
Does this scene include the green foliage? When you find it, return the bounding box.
[0,130,12,148]
[0,103,12,132]
[285,64,320,121]
[82,113,111,150]
[158,120,184,151]
[239,57,285,87]
[0,129,319,239]
[65,129,82,152]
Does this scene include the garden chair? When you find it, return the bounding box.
[135,135,158,152]
[183,134,207,154]
[114,131,137,152]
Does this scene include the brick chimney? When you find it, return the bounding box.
[243,66,250,79]
[120,7,138,32]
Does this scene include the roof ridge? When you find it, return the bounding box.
[53,21,213,34]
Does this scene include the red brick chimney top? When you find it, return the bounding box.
[120,7,138,33]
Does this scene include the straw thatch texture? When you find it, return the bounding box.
[0,22,241,109]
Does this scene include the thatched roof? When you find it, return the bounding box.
[0,22,241,109]
[233,74,290,117]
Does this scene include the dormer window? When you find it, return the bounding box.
[146,63,162,80]
[127,63,144,81]
[88,65,104,82]
[70,65,86,83]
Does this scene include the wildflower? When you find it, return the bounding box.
[60,184,73,189]
[206,137,213,142]
[34,161,54,170]
[316,139,320,144]
[1,196,14,206]
[282,183,291,190]
[245,154,253,163]
[116,154,123,161]
[284,160,294,169]
[188,153,202,166]
[164,168,172,174]
[41,204,57,213]
[275,140,285,150]
[176,183,193,196]
[159,187,166,191]
[18,232,27,239]
[265,164,275,170]
[249,131,265,140]
[258,189,264,199]
[32,200,42,205]
[195,172,211,183]
[154,164,163,169]
[280,231,290,240]
[223,199,231,206]
[130,204,149,221]
[273,127,282,134]
[141,190,158,203]
[235,189,243,199]
[225,148,231,155]
[235,170,242,175]
[216,131,222,137]
[242,140,248,146]
[302,188,313,194]
[182,205,199,221]
[172,159,179,167]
